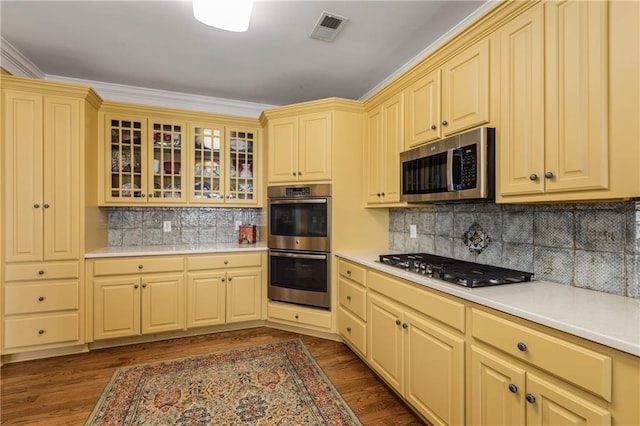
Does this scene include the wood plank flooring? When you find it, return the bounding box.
[0,327,425,425]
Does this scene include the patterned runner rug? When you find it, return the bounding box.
[85,339,362,425]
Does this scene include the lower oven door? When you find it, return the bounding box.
[268,249,330,309]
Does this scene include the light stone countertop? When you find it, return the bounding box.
[336,249,640,357]
[85,242,268,258]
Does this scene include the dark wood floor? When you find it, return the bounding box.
[0,327,425,425]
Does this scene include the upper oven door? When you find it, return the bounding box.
[268,198,331,251]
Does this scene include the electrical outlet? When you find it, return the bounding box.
[235,220,242,231]
[410,224,417,239]
[163,221,172,233]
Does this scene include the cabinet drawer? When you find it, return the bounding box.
[471,308,612,401]
[368,270,465,333]
[268,302,331,329]
[338,307,366,356]
[338,277,366,320]
[3,313,80,349]
[338,260,366,286]
[92,256,184,276]
[4,281,79,315]
[4,261,79,281]
[187,252,262,271]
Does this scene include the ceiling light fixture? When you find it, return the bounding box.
[192,0,254,32]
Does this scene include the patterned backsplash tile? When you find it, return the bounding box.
[107,207,263,246]
[389,200,640,299]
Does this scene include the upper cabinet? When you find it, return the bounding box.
[497,0,637,202]
[365,92,404,205]
[98,104,262,207]
[266,111,332,183]
[404,39,490,150]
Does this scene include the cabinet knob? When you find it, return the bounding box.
[442,120,449,126]
[431,124,437,130]
[525,393,536,404]
[529,174,538,181]
[517,342,528,352]
[38,270,45,275]
[376,193,381,197]
[140,193,146,198]
[298,171,302,176]
[38,329,45,335]
[544,171,554,179]
[346,295,352,301]
[134,284,139,289]
[292,172,297,176]
[43,203,50,209]
[295,315,299,320]
[138,264,144,270]
[221,278,226,282]
[508,384,518,393]
[402,323,408,329]
[34,203,40,208]
[142,283,147,288]
[346,269,351,275]
[224,260,229,265]
[228,277,232,282]
[149,194,154,198]
[395,319,402,326]
[38,296,45,302]
[380,192,385,197]
[346,327,352,333]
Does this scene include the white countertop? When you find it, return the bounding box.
[336,250,640,357]
[85,242,268,258]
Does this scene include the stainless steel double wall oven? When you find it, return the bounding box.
[267,184,331,309]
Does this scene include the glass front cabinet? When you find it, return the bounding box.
[102,112,259,206]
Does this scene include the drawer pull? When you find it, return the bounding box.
[295,315,299,320]
[38,296,45,302]
[346,270,351,275]
[525,393,536,404]
[38,329,45,335]
[395,319,401,326]
[138,264,144,270]
[38,270,45,275]
[517,342,528,352]
[346,327,352,333]
[224,260,229,265]
[508,384,518,393]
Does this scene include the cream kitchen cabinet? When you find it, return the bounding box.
[367,271,465,426]
[266,111,332,183]
[497,1,634,202]
[404,38,490,150]
[470,308,613,426]
[89,256,185,340]
[186,252,263,328]
[365,92,404,205]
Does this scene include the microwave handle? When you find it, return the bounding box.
[447,148,463,191]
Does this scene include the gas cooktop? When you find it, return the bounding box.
[378,253,533,288]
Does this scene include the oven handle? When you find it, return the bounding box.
[269,251,328,260]
[268,199,327,205]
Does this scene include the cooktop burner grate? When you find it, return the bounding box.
[378,253,533,288]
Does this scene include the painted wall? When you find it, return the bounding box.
[107,207,263,246]
[389,201,640,298]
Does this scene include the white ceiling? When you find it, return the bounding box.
[1,1,492,108]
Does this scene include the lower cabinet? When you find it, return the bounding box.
[368,291,465,426]
[470,345,611,426]
[94,273,185,340]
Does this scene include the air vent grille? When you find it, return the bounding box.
[310,11,348,42]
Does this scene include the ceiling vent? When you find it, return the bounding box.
[310,11,349,42]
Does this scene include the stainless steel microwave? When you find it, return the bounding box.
[400,127,495,203]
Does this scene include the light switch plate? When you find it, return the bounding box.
[410,224,417,238]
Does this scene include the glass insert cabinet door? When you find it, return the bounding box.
[228,129,255,202]
[109,118,145,200]
[191,124,223,202]
[149,120,185,202]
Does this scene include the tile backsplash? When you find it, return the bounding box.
[389,201,640,299]
[107,208,263,246]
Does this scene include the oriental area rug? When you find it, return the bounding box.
[85,339,362,425]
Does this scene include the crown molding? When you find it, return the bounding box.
[47,75,274,119]
[358,0,499,102]
[0,37,45,78]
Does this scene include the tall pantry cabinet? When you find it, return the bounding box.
[1,75,103,362]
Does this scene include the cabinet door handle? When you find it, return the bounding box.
[442,120,449,126]
[346,269,351,275]
[221,278,226,282]
[395,319,401,326]
[134,284,139,289]
[38,296,45,302]
[292,172,297,176]
[508,384,518,393]
[529,174,538,181]
[298,171,302,176]
[525,393,536,404]
[141,193,146,198]
[376,193,381,197]
[295,315,299,319]
[346,295,352,301]
[346,327,352,333]
[38,329,45,335]
[402,323,408,329]
[431,124,437,130]
[517,342,528,352]
[38,270,45,275]
[142,283,147,288]
[544,171,554,179]
[43,203,50,209]
[228,277,232,282]
[34,203,40,208]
